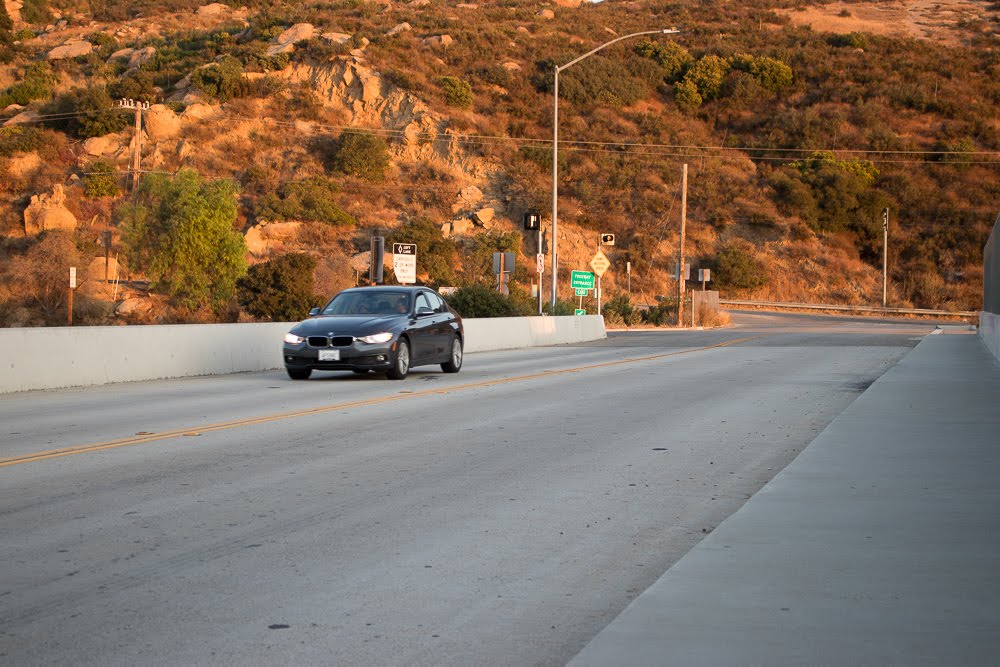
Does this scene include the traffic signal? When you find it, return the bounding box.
[600,233,615,246]
[523,211,541,230]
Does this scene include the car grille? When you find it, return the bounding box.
[308,335,354,347]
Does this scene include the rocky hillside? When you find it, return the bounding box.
[0,0,997,325]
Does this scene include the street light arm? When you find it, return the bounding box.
[556,29,680,73]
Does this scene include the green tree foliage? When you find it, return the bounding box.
[682,55,731,101]
[729,54,793,92]
[44,85,128,138]
[327,131,390,181]
[444,284,520,318]
[84,159,121,198]
[108,70,157,104]
[461,230,522,286]
[635,40,693,81]
[118,169,247,310]
[385,217,458,285]
[191,55,244,102]
[237,252,318,321]
[256,177,356,226]
[0,61,56,107]
[557,56,650,107]
[601,294,642,327]
[673,78,702,112]
[714,244,767,291]
[440,76,473,108]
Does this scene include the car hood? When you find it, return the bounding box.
[289,315,405,337]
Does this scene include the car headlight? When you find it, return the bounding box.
[358,332,393,344]
[284,332,305,345]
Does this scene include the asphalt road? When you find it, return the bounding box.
[0,312,945,666]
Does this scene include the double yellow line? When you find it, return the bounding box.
[1,336,759,468]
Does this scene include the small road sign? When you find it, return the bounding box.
[600,233,615,246]
[392,243,417,284]
[575,288,588,297]
[574,309,586,316]
[571,270,595,290]
[590,249,610,277]
[536,253,544,274]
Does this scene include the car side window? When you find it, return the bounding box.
[415,293,433,313]
[427,292,446,313]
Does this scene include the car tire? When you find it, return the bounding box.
[441,335,463,373]
[387,338,410,380]
[287,367,312,380]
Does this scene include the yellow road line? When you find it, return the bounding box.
[1,335,759,468]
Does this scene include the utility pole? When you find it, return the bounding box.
[118,99,149,192]
[677,163,688,327]
[882,208,889,307]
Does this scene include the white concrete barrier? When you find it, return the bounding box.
[981,312,1000,364]
[0,316,606,394]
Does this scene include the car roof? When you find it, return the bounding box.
[339,286,429,293]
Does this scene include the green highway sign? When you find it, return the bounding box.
[570,270,595,290]
[575,309,586,316]
[575,288,588,297]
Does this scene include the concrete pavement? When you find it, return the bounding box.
[570,329,1000,666]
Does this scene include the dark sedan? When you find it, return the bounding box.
[282,286,464,380]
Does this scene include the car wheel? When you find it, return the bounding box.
[287,367,311,380]
[441,335,463,373]
[387,338,410,380]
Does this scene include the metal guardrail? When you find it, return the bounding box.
[719,299,977,319]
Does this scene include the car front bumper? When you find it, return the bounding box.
[283,341,395,372]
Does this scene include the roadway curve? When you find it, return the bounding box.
[0,312,944,665]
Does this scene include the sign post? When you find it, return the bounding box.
[68,267,76,326]
[590,249,610,315]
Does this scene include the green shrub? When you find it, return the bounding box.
[0,61,56,107]
[327,131,390,181]
[118,169,247,311]
[683,55,731,101]
[237,253,319,321]
[43,85,129,138]
[714,244,767,291]
[445,284,520,318]
[602,294,642,327]
[20,0,52,25]
[0,126,47,156]
[108,71,157,104]
[256,177,356,226]
[84,159,121,197]
[673,78,702,111]
[635,39,692,81]
[191,55,244,102]
[440,76,473,108]
[730,54,793,92]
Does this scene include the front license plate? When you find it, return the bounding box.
[318,349,340,361]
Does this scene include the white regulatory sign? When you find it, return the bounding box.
[393,244,417,284]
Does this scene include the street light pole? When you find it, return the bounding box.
[550,28,680,314]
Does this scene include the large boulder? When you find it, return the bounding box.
[47,40,93,60]
[267,23,316,56]
[144,104,181,142]
[196,3,229,16]
[423,35,454,48]
[24,184,78,235]
[82,135,120,157]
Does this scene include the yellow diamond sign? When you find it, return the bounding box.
[590,249,610,277]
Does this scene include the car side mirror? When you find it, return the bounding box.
[416,307,434,317]
[308,307,320,316]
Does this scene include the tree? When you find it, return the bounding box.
[44,85,128,139]
[191,56,245,102]
[635,40,692,82]
[237,253,318,321]
[445,284,520,318]
[683,55,730,101]
[5,231,84,324]
[118,169,247,311]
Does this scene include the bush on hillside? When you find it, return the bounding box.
[237,253,319,321]
[84,159,121,198]
[714,244,767,291]
[43,85,128,138]
[256,177,356,226]
[444,284,520,318]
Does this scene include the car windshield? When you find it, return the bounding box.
[321,291,411,316]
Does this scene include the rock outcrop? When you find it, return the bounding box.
[47,40,93,60]
[145,104,182,142]
[24,184,78,235]
[267,23,316,56]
